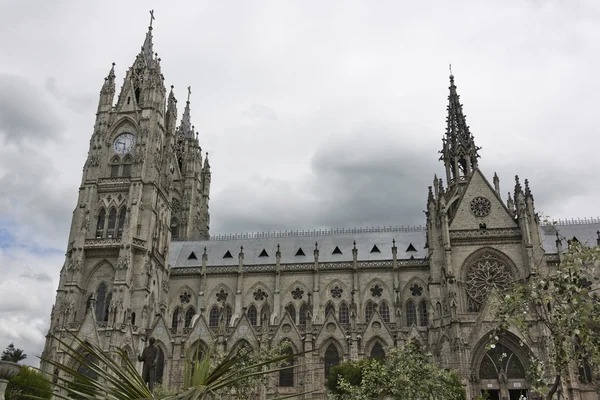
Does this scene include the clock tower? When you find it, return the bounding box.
[41,14,211,374]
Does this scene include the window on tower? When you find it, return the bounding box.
[117,207,126,238]
[122,156,132,177]
[96,208,106,238]
[171,218,179,240]
[107,208,117,238]
[110,156,120,177]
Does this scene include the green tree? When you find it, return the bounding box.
[490,234,600,399]
[325,360,365,396]
[1,343,27,363]
[328,339,466,400]
[6,366,53,400]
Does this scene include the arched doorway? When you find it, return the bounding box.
[475,341,529,400]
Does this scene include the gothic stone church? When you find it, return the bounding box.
[42,19,600,400]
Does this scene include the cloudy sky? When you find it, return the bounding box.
[0,0,598,365]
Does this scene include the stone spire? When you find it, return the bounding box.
[141,10,156,67]
[98,63,116,111]
[439,71,481,187]
[178,86,194,138]
[203,152,210,171]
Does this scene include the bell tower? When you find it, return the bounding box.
[42,12,210,371]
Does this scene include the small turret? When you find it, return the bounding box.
[98,63,116,112]
[177,87,194,139]
[166,86,178,134]
[507,192,515,218]
[493,172,500,196]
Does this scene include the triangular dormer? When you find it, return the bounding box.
[295,248,306,256]
[259,249,269,257]
[223,250,233,259]
[370,245,381,253]
[188,252,197,260]
[406,243,417,253]
[332,246,342,255]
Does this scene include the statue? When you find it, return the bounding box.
[138,337,159,392]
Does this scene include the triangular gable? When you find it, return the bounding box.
[230,314,259,346]
[185,312,213,344]
[271,312,303,346]
[77,310,101,347]
[449,169,518,230]
[115,79,139,113]
[149,314,172,343]
[314,310,346,348]
[361,310,394,346]
[407,325,424,345]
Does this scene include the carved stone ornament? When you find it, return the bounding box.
[465,252,513,306]
[179,291,191,304]
[470,196,492,217]
[370,285,383,297]
[330,286,343,298]
[253,288,268,301]
[291,287,304,300]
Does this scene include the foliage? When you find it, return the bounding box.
[34,332,311,400]
[325,360,366,396]
[6,366,53,400]
[152,384,176,399]
[490,233,600,400]
[328,339,466,400]
[1,343,27,363]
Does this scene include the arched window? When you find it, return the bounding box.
[106,208,117,238]
[104,292,112,323]
[170,218,179,240]
[247,305,258,326]
[122,156,132,177]
[406,300,417,326]
[324,344,340,378]
[479,343,525,380]
[190,343,204,380]
[418,300,428,326]
[96,208,106,238]
[379,302,390,323]
[185,307,195,328]
[171,307,180,329]
[324,302,335,318]
[365,300,375,322]
[76,352,98,386]
[110,156,120,177]
[131,312,136,326]
[278,346,294,387]
[117,207,126,238]
[85,294,93,316]
[95,283,108,322]
[225,305,233,326]
[209,306,220,328]
[299,303,309,325]
[370,342,385,360]
[285,304,296,324]
[339,302,349,324]
[260,304,270,326]
[135,88,141,104]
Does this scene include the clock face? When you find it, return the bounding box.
[113,133,135,154]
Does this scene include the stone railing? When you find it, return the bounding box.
[541,217,600,226]
[84,238,121,247]
[450,228,521,239]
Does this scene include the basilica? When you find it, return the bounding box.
[42,17,600,400]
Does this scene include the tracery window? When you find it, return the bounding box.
[95,282,110,322]
[465,252,513,313]
[479,343,525,380]
[299,303,309,325]
[406,300,417,326]
[324,344,340,378]
[247,305,258,326]
[185,307,195,328]
[110,156,120,178]
[418,300,428,326]
[209,306,220,328]
[324,302,335,318]
[117,207,126,238]
[278,346,294,387]
[260,304,269,326]
[122,156,132,177]
[172,307,180,329]
[339,302,349,324]
[285,304,296,324]
[370,342,385,360]
[225,305,233,326]
[379,301,390,323]
[365,300,375,322]
[170,218,179,240]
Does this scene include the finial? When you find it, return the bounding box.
[277,243,280,252]
[353,240,356,250]
[315,242,318,250]
[149,9,155,28]
[240,245,243,251]
[187,86,192,103]
[449,63,453,78]
[203,246,207,255]
[524,179,531,197]
[170,85,174,91]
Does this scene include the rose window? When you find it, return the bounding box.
[291,287,304,300]
[370,285,383,297]
[253,288,268,301]
[216,289,229,302]
[410,284,423,297]
[330,286,343,298]
[465,253,513,310]
[179,291,191,304]
[470,197,492,217]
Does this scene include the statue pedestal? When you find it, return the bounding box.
[0,361,21,400]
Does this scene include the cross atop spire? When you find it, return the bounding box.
[439,72,481,187]
[187,86,192,103]
[149,9,155,28]
[140,10,155,67]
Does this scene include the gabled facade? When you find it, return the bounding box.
[43,16,600,400]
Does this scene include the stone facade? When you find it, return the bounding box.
[42,19,600,400]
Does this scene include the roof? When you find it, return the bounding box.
[169,226,427,268]
[540,218,600,253]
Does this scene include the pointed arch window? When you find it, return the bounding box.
[104,292,112,323]
[117,207,126,238]
[96,208,106,238]
[299,303,309,325]
[107,208,117,238]
[185,307,195,328]
[418,300,428,326]
[190,343,204,380]
[339,302,349,324]
[406,300,417,326]
[172,307,180,329]
[247,305,258,326]
[324,302,335,318]
[110,156,120,177]
[379,301,390,323]
[278,346,294,387]
[224,305,233,326]
[85,294,93,316]
[260,304,270,326]
[370,342,385,360]
[285,304,296,324]
[122,156,132,177]
[171,218,179,240]
[209,306,220,328]
[131,312,136,326]
[365,300,375,322]
[95,283,108,322]
[324,344,340,378]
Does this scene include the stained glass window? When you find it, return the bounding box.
[406,300,417,326]
[339,302,349,324]
[247,305,257,326]
[365,300,375,322]
[379,302,390,323]
[324,344,340,378]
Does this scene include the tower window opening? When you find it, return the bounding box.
[127,96,131,105]
[122,157,132,177]
[107,208,117,238]
[135,88,141,104]
[96,208,106,238]
[117,208,126,238]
